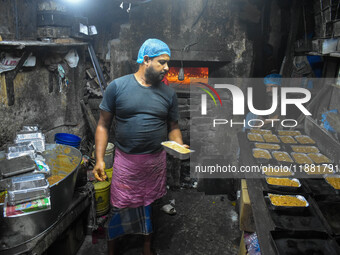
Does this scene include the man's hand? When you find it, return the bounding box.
[93,160,107,182]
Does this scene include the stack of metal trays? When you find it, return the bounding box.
[7,173,49,205]
[15,130,45,152]
[6,143,36,160]
[0,156,36,178]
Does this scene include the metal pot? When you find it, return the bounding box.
[0,144,82,252]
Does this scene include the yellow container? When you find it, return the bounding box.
[105,167,113,182]
[94,180,111,216]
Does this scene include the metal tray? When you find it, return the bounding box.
[265,177,301,192]
[263,134,280,143]
[7,174,50,205]
[308,152,333,164]
[16,131,44,140]
[267,193,309,212]
[0,156,36,178]
[253,142,281,150]
[272,151,294,164]
[291,152,314,165]
[247,132,264,142]
[277,130,302,136]
[278,135,298,144]
[6,143,36,160]
[291,145,320,153]
[15,137,45,152]
[295,135,316,145]
[22,125,40,132]
[161,141,193,160]
[324,174,340,190]
[249,128,272,135]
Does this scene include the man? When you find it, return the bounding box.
[93,38,186,255]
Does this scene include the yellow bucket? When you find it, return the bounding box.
[105,167,113,182]
[94,180,110,216]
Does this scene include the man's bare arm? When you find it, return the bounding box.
[93,110,113,181]
[168,121,189,148]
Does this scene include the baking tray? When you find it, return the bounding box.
[294,135,317,145]
[262,178,311,194]
[264,177,302,193]
[272,151,295,165]
[16,131,44,140]
[22,125,40,132]
[278,135,298,145]
[266,193,309,213]
[246,132,265,142]
[263,134,281,143]
[253,142,281,151]
[161,141,193,160]
[7,174,50,205]
[6,143,36,160]
[290,145,320,154]
[0,156,36,178]
[249,128,272,135]
[290,152,314,165]
[265,196,328,232]
[324,175,340,190]
[270,231,340,255]
[277,130,302,136]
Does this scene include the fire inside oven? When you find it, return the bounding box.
[165,67,209,84]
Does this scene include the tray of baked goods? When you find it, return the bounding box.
[264,192,329,232]
[270,231,340,255]
[265,192,310,213]
[262,176,309,194]
[161,141,193,160]
[247,129,317,147]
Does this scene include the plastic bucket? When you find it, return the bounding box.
[55,133,81,148]
[92,143,114,169]
[94,180,110,216]
[105,167,113,182]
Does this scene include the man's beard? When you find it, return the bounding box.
[145,66,165,85]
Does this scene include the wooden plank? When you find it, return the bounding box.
[238,132,277,255]
[80,99,97,137]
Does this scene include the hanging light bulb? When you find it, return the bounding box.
[178,60,184,81]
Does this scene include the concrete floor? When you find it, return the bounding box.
[76,188,241,255]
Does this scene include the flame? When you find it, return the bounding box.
[165,67,208,84]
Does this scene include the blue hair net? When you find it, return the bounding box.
[136,39,171,64]
[264,73,282,86]
[321,109,338,133]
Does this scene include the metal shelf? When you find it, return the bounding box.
[0,40,87,49]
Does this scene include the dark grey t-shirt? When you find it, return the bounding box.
[100,74,178,154]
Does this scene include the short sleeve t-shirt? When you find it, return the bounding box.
[100,74,178,154]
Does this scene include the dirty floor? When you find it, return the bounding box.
[76,188,241,255]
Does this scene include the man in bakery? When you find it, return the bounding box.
[92,38,188,255]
